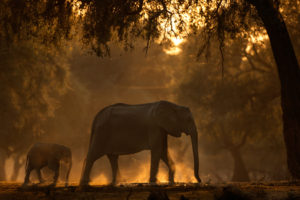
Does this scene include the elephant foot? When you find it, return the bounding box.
[79,180,90,190]
[149,180,158,186]
[79,178,90,187]
[168,175,175,185]
[48,183,56,188]
[196,177,202,183]
[168,180,175,185]
[79,182,88,187]
[149,177,157,184]
[109,182,117,187]
[79,184,89,190]
[78,184,92,191]
[21,182,30,188]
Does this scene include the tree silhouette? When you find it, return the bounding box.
[0,42,69,180]
[177,37,283,181]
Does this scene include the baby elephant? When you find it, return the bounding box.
[23,143,72,187]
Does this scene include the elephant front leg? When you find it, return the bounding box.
[80,154,102,187]
[108,154,120,185]
[52,167,59,186]
[80,159,94,186]
[161,151,175,184]
[149,150,160,183]
[161,135,175,184]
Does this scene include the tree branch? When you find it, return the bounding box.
[244,52,269,73]
[252,44,274,70]
[144,0,173,54]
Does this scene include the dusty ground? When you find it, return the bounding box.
[0,181,300,200]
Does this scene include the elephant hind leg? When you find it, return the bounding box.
[53,168,59,186]
[161,151,175,184]
[107,154,120,185]
[80,154,103,186]
[23,165,33,185]
[36,168,45,184]
[150,151,161,183]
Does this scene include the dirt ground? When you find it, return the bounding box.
[0,181,300,200]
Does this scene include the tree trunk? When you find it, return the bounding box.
[10,154,23,181]
[229,148,250,182]
[0,150,6,181]
[249,0,300,178]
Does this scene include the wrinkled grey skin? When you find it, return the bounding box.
[23,143,72,187]
[80,101,201,186]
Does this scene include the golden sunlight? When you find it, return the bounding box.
[90,162,197,185]
[72,0,87,17]
[245,31,268,54]
[90,148,197,185]
[163,46,182,55]
[163,37,185,55]
[171,37,184,46]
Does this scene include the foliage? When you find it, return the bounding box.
[0,0,297,64]
[0,0,73,180]
[0,0,267,56]
[0,0,74,47]
[0,42,70,155]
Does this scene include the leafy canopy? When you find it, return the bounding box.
[1,0,265,56]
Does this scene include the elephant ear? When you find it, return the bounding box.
[154,101,182,137]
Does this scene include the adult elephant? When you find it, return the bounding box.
[80,101,201,186]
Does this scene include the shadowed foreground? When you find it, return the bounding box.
[0,182,300,200]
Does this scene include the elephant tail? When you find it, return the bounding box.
[87,122,96,153]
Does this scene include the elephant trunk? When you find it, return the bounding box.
[190,126,201,183]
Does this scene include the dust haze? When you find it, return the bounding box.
[0,36,290,185]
